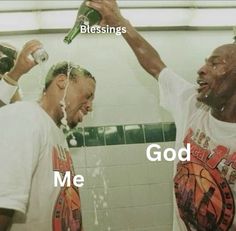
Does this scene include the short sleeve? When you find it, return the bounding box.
[0,104,42,215]
[158,68,197,123]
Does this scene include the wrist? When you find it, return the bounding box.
[3,73,19,86]
[115,16,127,27]
[0,78,18,104]
[7,69,22,82]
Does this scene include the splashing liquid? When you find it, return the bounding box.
[93,195,99,225]
[36,60,48,100]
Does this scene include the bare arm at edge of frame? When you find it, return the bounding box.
[0,208,14,231]
[87,0,166,79]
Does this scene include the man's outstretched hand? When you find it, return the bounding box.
[86,0,125,27]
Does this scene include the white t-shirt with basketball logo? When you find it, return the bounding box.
[0,101,82,231]
[159,68,236,231]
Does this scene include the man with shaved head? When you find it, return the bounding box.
[88,0,236,230]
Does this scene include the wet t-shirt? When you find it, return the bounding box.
[0,101,83,231]
[159,68,236,231]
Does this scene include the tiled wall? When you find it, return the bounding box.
[67,122,176,148]
[71,142,175,231]
[69,123,176,230]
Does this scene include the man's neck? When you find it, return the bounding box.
[39,95,61,127]
[211,95,236,123]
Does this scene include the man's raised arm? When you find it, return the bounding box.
[87,0,166,78]
[0,208,14,231]
[0,40,42,107]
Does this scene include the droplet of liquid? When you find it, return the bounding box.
[94,200,98,225]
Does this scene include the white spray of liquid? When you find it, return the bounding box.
[93,197,99,225]
[103,174,108,195]
[89,158,111,227]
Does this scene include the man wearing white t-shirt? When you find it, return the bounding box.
[88,0,236,230]
[0,61,96,231]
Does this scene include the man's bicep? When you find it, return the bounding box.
[0,208,14,231]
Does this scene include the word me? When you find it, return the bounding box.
[54,171,84,187]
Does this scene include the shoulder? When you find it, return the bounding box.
[159,68,194,87]
[158,67,196,100]
[0,101,45,128]
[1,101,41,114]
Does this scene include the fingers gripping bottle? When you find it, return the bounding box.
[64,0,101,44]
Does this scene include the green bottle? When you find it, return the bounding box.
[64,1,101,44]
[0,44,17,59]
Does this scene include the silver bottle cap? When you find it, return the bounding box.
[32,48,48,64]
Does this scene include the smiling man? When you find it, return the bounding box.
[0,61,95,231]
[87,0,236,230]
[196,44,236,122]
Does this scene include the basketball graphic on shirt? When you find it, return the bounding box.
[52,146,82,231]
[53,186,82,231]
[174,161,234,231]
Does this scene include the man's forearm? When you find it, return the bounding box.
[121,19,166,78]
[0,217,11,231]
[0,208,14,231]
[86,0,165,77]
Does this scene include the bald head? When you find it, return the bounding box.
[212,44,236,70]
[213,44,236,63]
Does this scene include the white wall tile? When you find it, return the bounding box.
[147,161,173,184]
[151,204,173,226]
[110,208,132,230]
[130,185,151,207]
[148,183,173,205]
[128,206,157,228]
[125,144,151,165]
[128,165,149,185]
[108,187,132,208]
[105,166,130,187]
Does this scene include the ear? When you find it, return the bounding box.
[55,74,67,90]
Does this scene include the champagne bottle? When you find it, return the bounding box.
[0,44,17,59]
[64,1,101,44]
[32,48,49,64]
[0,44,17,74]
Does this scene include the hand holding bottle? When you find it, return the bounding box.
[86,0,126,27]
[64,0,102,44]
[7,40,43,81]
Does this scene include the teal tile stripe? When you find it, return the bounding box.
[67,122,176,148]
